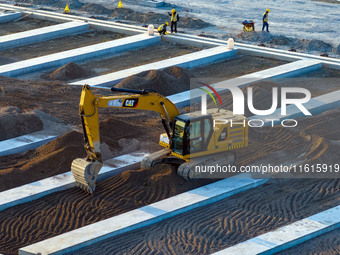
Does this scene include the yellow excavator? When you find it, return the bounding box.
[71,85,248,193]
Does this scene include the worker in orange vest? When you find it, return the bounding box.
[168,9,179,33]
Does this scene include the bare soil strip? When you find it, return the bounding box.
[0,30,125,64]
[0,17,57,36]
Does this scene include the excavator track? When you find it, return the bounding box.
[71,158,103,193]
[140,148,172,169]
[177,152,236,180]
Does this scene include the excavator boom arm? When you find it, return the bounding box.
[79,85,180,162]
[72,85,180,193]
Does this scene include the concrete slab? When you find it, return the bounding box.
[250,90,340,125]
[212,205,340,255]
[18,174,267,255]
[0,130,59,156]
[164,33,340,70]
[0,153,147,212]
[70,46,238,86]
[0,21,89,50]
[0,12,21,23]
[0,33,160,77]
[167,59,322,107]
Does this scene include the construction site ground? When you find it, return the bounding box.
[0,15,339,255]
[0,17,58,36]
[0,107,339,255]
[0,30,126,65]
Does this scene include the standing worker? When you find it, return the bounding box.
[262,9,270,32]
[168,9,179,33]
[157,22,169,35]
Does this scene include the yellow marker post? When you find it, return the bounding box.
[63,4,70,13]
[117,0,123,8]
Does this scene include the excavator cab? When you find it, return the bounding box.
[171,114,213,156]
[156,109,248,180]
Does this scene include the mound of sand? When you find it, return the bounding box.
[80,3,112,15]
[115,66,193,96]
[16,0,84,8]
[0,106,43,141]
[0,113,165,190]
[100,116,164,157]
[0,130,85,191]
[111,8,211,29]
[236,32,334,53]
[42,62,94,81]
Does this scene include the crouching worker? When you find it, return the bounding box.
[157,22,169,35]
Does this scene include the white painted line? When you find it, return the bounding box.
[250,90,340,124]
[168,59,322,107]
[0,12,21,23]
[70,46,238,86]
[212,205,340,255]
[0,21,89,50]
[0,153,147,212]
[0,34,160,77]
[18,174,267,255]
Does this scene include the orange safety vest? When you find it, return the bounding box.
[171,12,178,22]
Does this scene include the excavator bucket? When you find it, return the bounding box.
[71,158,103,193]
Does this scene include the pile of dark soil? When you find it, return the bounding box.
[111,8,211,29]
[235,32,335,53]
[42,62,94,81]
[115,66,193,96]
[99,115,164,157]
[0,113,165,191]
[0,106,43,141]
[0,130,85,191]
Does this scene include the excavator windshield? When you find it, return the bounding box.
[172,119,186,155]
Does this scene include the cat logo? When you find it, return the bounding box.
[123,98,139,108]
